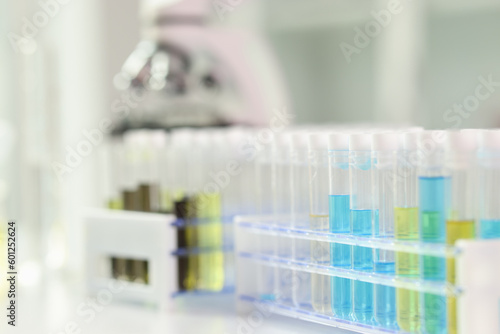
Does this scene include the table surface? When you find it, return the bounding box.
[2,276,354,334]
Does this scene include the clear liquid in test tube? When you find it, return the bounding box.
[290,132,312,309]
[308,133,331,314]
[273,133,293,305]
[256,132,276,301]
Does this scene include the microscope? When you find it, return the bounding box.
[112,0,289,133]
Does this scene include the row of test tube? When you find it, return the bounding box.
[102,127,257,292]
[103,128,256,216]
[254,127,500,334]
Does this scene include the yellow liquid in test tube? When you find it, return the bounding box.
[161,190,174,213]
[395,207,420,333]
[446,220,475,334]
[107,198,123,210]
[197,193,224,291]
[173,191,199,291]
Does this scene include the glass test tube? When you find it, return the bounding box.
[193,130,210,291]
[146,130,166,213]
[372,133,397,329]
[418,130,449,334]
[478,130,500,239]
[121,131,141,212]
[136,131,154,213]
[349,133,374,324]
[171,129,198,291]
[218,129,237,290]
[328,132,352,320]
[395,132,420,332]
[220,129,237,221]
[235,128,257,217]
[256,132,276,301]
[122,131,148,281]
[106,136,124,210]
[158,132,173,214]
[195,130,224,292]
[290,132,312,309]
[445,130,478,334]
[273,133,294,305]
[308,133,331,314]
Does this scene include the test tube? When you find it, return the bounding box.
[195,130,224,292]
[478,130,500,239]
[308,133,331,314]
[290,132,312,309]
[349,133,374,324]
[417,130,448,334]
[328,132,352,319]
[136,131,154,212]
[372,132,397,329]
[445,130,478,334]
[218,129,238,290]
[171,129,198,291]
[122,131,141,211]
[256,131,276,301]
[273,133,294,305]
[144,130,166,213]
[232,128,256,217]
[158,131,174,214]
[395,132,420,332]
[106,136,124,210]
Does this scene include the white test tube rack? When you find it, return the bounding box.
[84,208,235,310]
[234,215,500,334]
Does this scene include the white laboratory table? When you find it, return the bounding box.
[1,275,352,334]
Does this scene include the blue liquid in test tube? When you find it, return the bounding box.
[480,220,500,239]
[329,194,352,319]
[351,209,374,324]
[349,133,375,325]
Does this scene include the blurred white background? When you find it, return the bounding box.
[1,1,500,330]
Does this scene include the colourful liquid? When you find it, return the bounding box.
[175,197,198,291]
[419,176,448,334]
[395,207,420,332]
[329,195,353,319]
[310,214,331,313]
[480,219,500,239]
[160,190,174,213]
[197,193,224,292]
[107,198,123,210]
[446,220,475,334]
[351,209,374,324]
[374,262,396,329]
